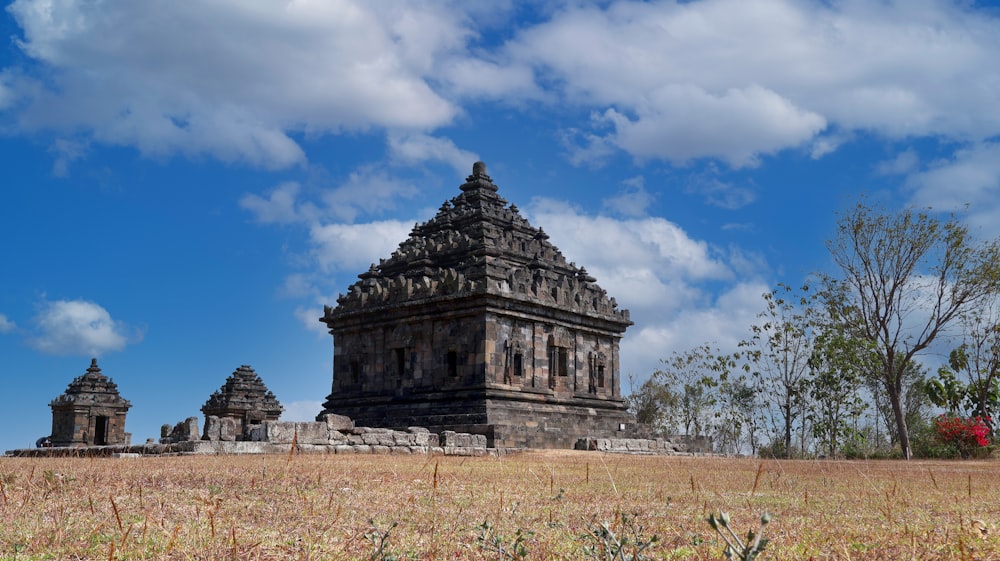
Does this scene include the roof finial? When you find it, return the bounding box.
[461,160,498,193]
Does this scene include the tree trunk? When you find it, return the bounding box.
[887,383,911,460]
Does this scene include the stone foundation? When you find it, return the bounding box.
[575,435,713,455]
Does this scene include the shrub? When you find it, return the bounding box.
[933,415,990,458]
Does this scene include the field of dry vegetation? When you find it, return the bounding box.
[0,450,997,560]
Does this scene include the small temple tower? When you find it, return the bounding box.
[49,358,132,447]
[317,161,636,448]
[201,365,283,440]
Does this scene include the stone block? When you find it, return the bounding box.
[329,430,346,444]
[219,417,238,442]
[293,422,329,445]
[371,445,391,455]
[322,413,355,432]
[334,445,355,454]
[248,425,266,442]
[203,416,221,441]
[440,430,457,447]
[184,417,200,441]
[354,445,372,454]
[264,422,297,443]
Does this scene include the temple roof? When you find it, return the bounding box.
[201,365,283,418]
[325,161,630,326]
[50,358,131,410]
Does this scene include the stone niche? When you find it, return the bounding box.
[49,358,132,447]
[317,162,636,448]
[201,365,283,441]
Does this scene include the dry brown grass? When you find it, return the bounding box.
[0,451,997,560]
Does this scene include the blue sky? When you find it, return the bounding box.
[2,0,1000,452]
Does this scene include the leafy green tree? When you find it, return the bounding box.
[823,202,1000,459]
[651,344,732,438]
[715,374,766,455]
[808,307,870,457]
[626,376,679,434]
[926,300,1000,434]
[741,284,816,457]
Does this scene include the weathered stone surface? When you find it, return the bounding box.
[203,416,221,441]
[219,417,238,442]
[315,162,636,449]
[183,417,199,441]
[201,365,283,441]
[49,359,132,447]
[323,413,354,431]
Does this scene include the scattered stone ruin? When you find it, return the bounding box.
[49,358,131,447]
[317,162,636,448]
[201,365,282,440]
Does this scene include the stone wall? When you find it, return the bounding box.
[575,435,713,455]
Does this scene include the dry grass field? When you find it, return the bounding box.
[0,450,997,560]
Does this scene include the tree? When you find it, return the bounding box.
[808,300,871,457]
[715,374,766,455]
[824,202,1000,459]
[926,299,1000,434]
[627,376,679,433]
[651,344,732,438]
[742,284,816,457]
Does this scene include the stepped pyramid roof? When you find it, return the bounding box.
[201,365,283,419]
[325,161,630,327]
[50,358,131,410]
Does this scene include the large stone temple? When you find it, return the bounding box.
[316,162,636,448]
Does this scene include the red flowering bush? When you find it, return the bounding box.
[933,415,991,458]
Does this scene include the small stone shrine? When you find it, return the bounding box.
[201,365,283,440]
[49,358,132,447]
[317,161,636,448]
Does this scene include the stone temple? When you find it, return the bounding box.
[316,162,636,448]
[50,358,131,447]
[201,365,283,440]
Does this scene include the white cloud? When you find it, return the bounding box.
[309,220,413,274]
[294,306,330,338]
[239,181,305,225]
[28,299,138,356]
[281,400,324,422]
[602,84,826,167]
[877,149,920,176]
[504,0,1000,165]
[521,198,770,382]
[0,314,15,334]
[904,142,1000,238]
[4,1,464,167]
[320,167,421,222]
[685,169,757,210]
[48,138,87,177]
[387,133,479,177]
[9,0,998,171]
[602,176,655,217]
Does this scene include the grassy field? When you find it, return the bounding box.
[0,450,997,560]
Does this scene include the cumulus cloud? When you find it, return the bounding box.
[239,182,308,225]
[505,0,1000,166]
[602,176,655,217]
[7,0,1000,172]
[388,133,479,178]
[3,1,465,167]
[0,313,15,334]
[309,220,414,274]
[28,299,139,356]
[904,142,1000,238]
[521,197,769,381]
